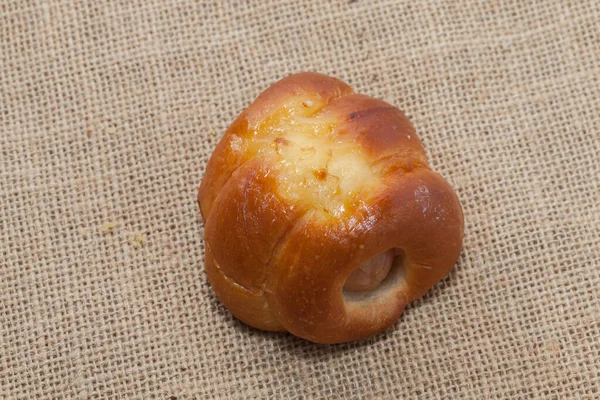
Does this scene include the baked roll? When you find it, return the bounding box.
[198,72,464,344]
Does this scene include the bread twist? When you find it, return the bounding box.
[199,72,464,343]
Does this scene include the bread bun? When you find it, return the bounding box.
[198,72,464,344]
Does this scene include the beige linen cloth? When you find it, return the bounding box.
[1,1,598,398]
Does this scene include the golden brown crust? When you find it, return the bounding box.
[198,72,464,343]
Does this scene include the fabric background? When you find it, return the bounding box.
[1,0,599,398]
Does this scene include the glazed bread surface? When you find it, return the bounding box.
[198,72,464,344]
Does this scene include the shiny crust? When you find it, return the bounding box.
[198,72,464,343]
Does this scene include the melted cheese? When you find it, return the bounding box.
[247,96,378,216]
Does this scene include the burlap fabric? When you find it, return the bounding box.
[1,0,599,398]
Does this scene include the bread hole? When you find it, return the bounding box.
[343,249,405,303]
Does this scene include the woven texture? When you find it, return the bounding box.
[1,0,599,398]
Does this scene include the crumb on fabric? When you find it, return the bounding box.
[101,221,116,234]
[127,232,147,248]
[85,119,96,138]
[81,228,89,237]
[107,126,117,136]
[209,129,217,136]
[527,342,538,354]
[546,340,560,353]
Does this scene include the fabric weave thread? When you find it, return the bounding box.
[1,0,599,398]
